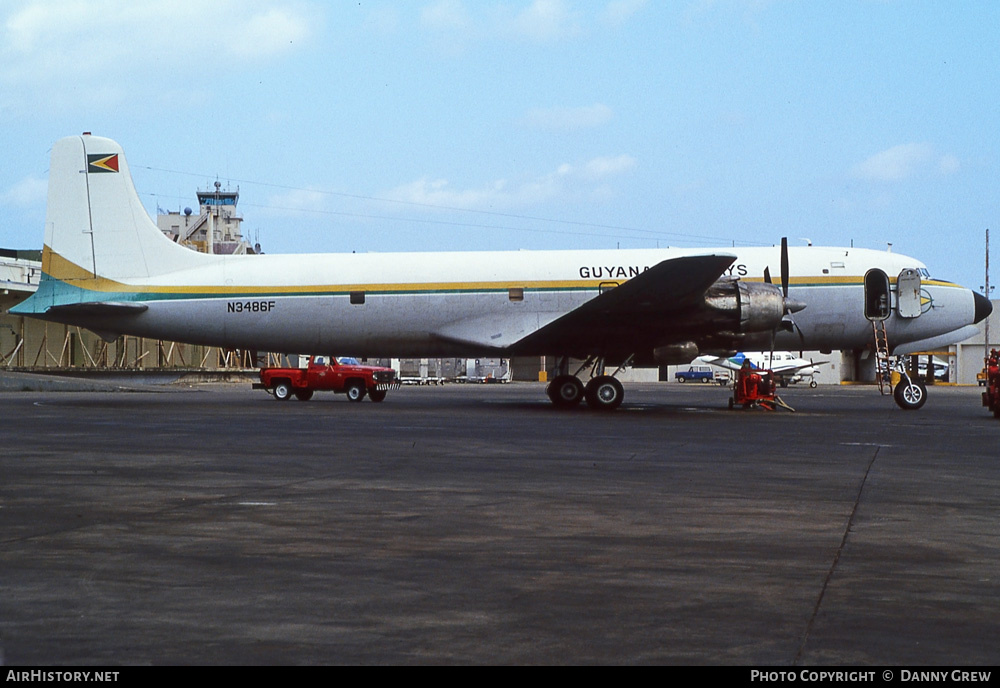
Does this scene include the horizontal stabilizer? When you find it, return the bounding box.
[46,302,149,317]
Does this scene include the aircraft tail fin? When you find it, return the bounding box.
[41,133,207,285]
[11,134,211,316]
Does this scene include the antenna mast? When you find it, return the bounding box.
[986,228,991,359]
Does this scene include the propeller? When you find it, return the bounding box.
[765,237,808,356]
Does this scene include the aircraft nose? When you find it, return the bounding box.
[974,291,993,324]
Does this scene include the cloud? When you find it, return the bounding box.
[851,143,958,182]
[523,103,614,130]
[225,7,311,58]
[938,154,960,176]
[384,154,636,211]
[578,154,636,180]
[419,0,475,55]
[602,0,649,26]
[386,177,520,210]
[263,187,331,215]
[415,1,645,51]
[421,0,472,32]
[2,175,47,208]
[1,1,314,95]
[501,0,582,42]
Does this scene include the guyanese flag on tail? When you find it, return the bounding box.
[87,153,119,173]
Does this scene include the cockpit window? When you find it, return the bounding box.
[917,267,930,279]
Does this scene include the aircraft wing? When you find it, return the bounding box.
[506,254,736,357]
[700,354,826,375]
[772,361,826,375]
[698,355,743,372]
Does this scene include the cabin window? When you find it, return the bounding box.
[599,281,619,295]
[508,287,524,302]
[350,291,365,305]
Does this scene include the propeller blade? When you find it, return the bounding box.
[775,315,806,350]
[780,237,789,299]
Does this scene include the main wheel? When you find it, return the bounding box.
[584,375,624,411]
[295,389,313,401]
[273,381,293,401]
[547,375,585,408]
[893,379,927,411]
[368,388,387,403]
[346,381,366,402]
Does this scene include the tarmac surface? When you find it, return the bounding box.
[1,379,998,665]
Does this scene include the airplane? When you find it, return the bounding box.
[10,134,993,410]
[697,351,825,388]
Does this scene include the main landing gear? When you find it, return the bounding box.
[546,356,627,411]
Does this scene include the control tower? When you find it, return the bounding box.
[157,181,257,255]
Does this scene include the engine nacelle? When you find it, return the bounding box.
[653,342,700,365]
[632,278,795,367]
[703,279,786,334]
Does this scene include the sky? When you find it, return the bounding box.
[1,0,997,292]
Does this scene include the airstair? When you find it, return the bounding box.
[872,320,892,395]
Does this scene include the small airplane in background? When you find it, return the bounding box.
[698,352,825,388]
[10,134,993,410]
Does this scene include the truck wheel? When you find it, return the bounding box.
[295,389,313,401]
[346,381,366,402]
[701,377,709,383]
[677,376,685,383]
[273,381,293,401]
[369,388,387,402]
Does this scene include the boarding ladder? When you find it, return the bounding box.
[872,321,892,395]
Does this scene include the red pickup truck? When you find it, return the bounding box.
[256,356,400,402]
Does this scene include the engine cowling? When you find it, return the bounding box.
[653,342,701,365]
[639,279,788,366]
[702,279,786,334]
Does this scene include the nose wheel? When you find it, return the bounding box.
[893,377,927,410]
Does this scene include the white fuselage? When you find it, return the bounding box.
[13,135,985,363]
[64,244,975,357]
